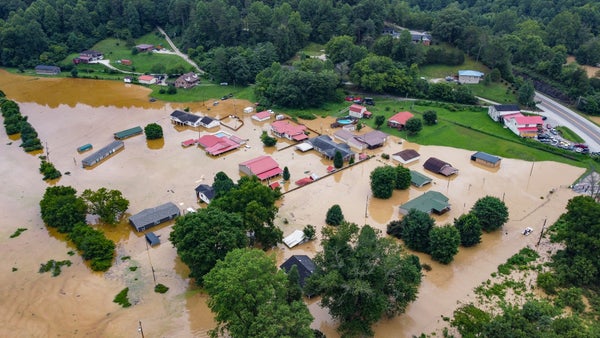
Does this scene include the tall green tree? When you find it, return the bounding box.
[374,115,385,129]
[282,166,290,181]
[471,196,509,232]
[306,223,422,337]
[423,110,437,125]
[204,248,314,338]
[210,176,282,248]
[394,165,411,190]
[169,208,247,285]
[212,171,235,199]
[404,117,423,136]
[40,186,87,233]
[429,225,461,264]
[333,150,343,169]
[370,165,396,199]
[401,209,435,253]
[81,188,129,225]
[325,204,344,226]
[454,213,482,247]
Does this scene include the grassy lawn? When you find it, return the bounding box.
[61,33,192,74]
[420,54,488,79]
[556,126,585,143]
[149,82,257,103]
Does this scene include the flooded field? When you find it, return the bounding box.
[0,69,585,337]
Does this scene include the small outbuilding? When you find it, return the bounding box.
[129,202,180,232]
[410,170,432,187]
[114,126,143,140]
[280,255,316,288]
[392,149,420,164]
[283,229,306,248]
[145,232,160,246]
[423,157,458,176]
[458,70,484,84]
[471,151,502,168]
[195,184,215,204]
[35,65,61,75]
[399,191,450,215]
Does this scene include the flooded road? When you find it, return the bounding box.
[0,70,585,337]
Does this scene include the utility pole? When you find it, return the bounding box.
[536,218,547,247]
[138,320,145,338]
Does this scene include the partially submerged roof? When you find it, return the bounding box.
[145,232,160,246]
[283,229,306,248]
[170,110,202,124]
[423,157,458,176]
[410,170,432,187]
[400,191,450,215]
[114,126,143,140]
[280,255,316,287]
[240,155,282,180]
[195,184,215,201]
[471,151,501,164]
[393,149,420,162]
[129,202,180,232]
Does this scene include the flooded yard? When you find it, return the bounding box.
[0,70,585,337]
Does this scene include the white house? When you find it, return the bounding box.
[138,75,157,85]
[488,104,520,122]
[199,116,220,129]
[505,115,543,138]
[458,70,484,84]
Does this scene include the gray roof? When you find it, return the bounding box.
[471,151,501,164]
[145,232,160,246]
[195,184,215,200]
[81,141,124,167]
[394,149,420,161]
[170,110,202,124]
[493,104,520,112]
[309,135,354,159]
[355,130,387,147]
[200,116,216,125]
[280,255,316,287]
[129,202,180,232]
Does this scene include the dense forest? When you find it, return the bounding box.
[2,0,600,111]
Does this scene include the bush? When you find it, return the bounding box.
[154,283,169,293]
[325,204,344,226]
[113,288,132,307]
[39,160,61,180]
[38,259,72,277]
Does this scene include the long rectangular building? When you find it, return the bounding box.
[81,141,124,167]
[129,202,180,232]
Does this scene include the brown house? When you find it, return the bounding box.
[174,72,200,89]
[423,157,458,176]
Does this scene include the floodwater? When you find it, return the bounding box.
[0,69,585,337]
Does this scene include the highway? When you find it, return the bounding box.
[534,92,600,153]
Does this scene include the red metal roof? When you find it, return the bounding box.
[349,104,366,112]
[513,115,543,125]
[271,120,307,137]
[240,155,282,179]
[254,111,271,120]
[295,177,314,186]
[389,111,414,125]
[181,139,198,147]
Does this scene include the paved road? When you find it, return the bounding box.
[534,92,600,152]
[156,26,204,74]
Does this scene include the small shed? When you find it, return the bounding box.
[114,126,143,140]
[283,229,306,248]
[392,149,420,164]
[35,65,61,75]
[471,151,502,168]
[280,255,316,288]
[77,144,93,153]
[410,170,432,187]
[195,184,215,204]
[129,202,180,232]
[145,232,160,246]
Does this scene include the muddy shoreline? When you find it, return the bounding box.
[0,70,585,337]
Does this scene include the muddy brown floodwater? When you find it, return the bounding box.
[0,69,586,337]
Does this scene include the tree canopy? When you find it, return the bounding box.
[471,196,509,232]
[169,208,247,285]
[370,165,397,199]
[81,187,129,225]
[325,204,344,226]
[429,224,461,264]
[401,209,435,253]
[144,123,163,140]
[454,213,482,247]
[40,185,87,233]
[204,248,314,338]
[306,223,421,337]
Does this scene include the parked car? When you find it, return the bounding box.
[364,97,375,106]
[574,143,588,149]
[550,128,558,135]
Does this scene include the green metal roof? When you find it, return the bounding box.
[400,191,450,215]
[410,170,432,187]
[114,126,143,140]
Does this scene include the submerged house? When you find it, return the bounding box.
[81,141,124,167]
[471,151,502,168]
[410,170,432,187]
[270,120,308,141]
[170,110,202,127]
[195,184,215,204]
[129,202,180,232]
[423,157,458,176]
[392,149,420,165]
[280,255,316,288]
[239,155,283,181]
[399,191,450,215]
[308,135,355,161]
